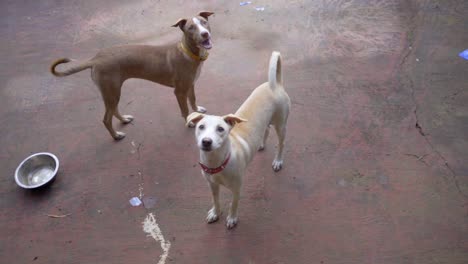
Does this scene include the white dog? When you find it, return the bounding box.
[186,51,290,229]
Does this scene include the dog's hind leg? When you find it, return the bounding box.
[259,125,270,151]
[272,124,286,171]
[114,107,134,124]
[102,104,126,140]
[271,103,289,171]
[98,81,126,140]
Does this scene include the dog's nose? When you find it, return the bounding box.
[201,32,209,39]
[202,138,212,147]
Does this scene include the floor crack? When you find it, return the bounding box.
[415,121,425,136]
[422,135,467,199]
[407,66,467,200]
[399,8,468,200]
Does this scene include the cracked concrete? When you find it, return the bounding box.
[398,0,468,201]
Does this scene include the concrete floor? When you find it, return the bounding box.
[1,0,467,263]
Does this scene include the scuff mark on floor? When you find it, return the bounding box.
[138,169,144,199]
[143,213,171,264]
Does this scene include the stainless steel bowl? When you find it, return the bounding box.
[15,152,59,189]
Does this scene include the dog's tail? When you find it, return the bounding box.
[268,51,283,90]
[50,58,93,77]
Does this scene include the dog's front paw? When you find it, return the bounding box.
[114,131,126,140]
[272,159,283,172]
[226,215,238,229]
[196,106,207,113]
[206,207,220,223]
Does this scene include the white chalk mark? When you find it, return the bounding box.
[143,213,171,264]
[131,141,137,154]
[138,183,144,199]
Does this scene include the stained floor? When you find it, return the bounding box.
[1,1,467,263]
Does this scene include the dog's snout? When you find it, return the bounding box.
[202,138,212,147]
[201,32,209,39]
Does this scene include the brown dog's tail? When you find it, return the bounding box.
[50,58,93,77]
[268,51,283,90]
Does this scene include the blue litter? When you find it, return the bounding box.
[129,197,142,206]
[255,6,265,11]
[240,1,252,6]
[459,49,468,60]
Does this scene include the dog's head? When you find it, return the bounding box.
[172,11,214,50]
[186,113,247,152]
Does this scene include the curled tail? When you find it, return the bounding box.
[268,51,282,90]
[50,58,93,77]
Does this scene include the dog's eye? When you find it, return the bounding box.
[217,126,225,133]
[188,25,195,30]
[201,20,207,25]
[199,124,205,130]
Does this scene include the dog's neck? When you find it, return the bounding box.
[181,36,208,59]
[199,138,232,169]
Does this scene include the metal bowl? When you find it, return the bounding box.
[15,152,59,189]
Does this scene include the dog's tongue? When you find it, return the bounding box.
[201,39,212,49]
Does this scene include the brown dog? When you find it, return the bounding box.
[50,11,214,140]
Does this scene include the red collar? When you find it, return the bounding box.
[199,153,231,174]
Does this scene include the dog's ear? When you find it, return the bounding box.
[223,114,247,127]
[186,112,205,127]
[172,18,187,30]
[198,11,214,20]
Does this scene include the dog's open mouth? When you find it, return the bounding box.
[201,38,212,49]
